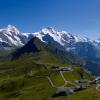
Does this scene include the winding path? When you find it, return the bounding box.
[60,71,68,83]
[47,76,55,87]
[60,71,78,87]
[31,67,77,88]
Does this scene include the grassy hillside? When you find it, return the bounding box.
[0,61,94,100]
[0,37,99,100]
[0,53,98,100]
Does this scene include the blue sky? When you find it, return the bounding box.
[0,0,100,39]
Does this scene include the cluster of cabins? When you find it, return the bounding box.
[53,76,100,97]
[52,85,87,97]
[52,66,72,72]
[52,66,89,97]
[52,66,100,97]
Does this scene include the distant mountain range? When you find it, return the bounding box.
[0,25,100,59]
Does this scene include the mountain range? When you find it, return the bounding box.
[0,25,99,47]
[0,25,100,59]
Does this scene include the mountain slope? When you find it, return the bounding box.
[33,27,100,59]
[12,37,84,65]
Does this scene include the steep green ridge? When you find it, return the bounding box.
[12,37,84,65]
[0,37,99,100]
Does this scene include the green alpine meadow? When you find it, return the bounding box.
[0,37,99,100]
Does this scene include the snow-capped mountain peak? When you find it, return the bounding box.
[33,27,90,47]
[0,25,31,48]
[95,39,100,43]
[5,25,20,35]
[41,27,58,35]
[73,35,90,43]
[33,27,65,45]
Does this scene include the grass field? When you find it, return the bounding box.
[0,46,99,100]
[0,58,99,100]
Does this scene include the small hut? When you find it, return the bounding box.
[52,86,74,97]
